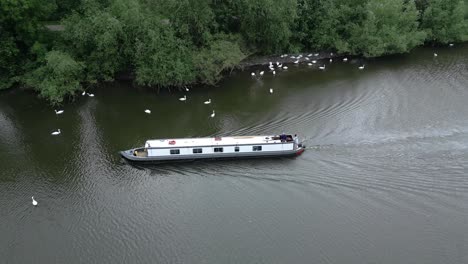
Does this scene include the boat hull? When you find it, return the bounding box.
[120,147,305,164]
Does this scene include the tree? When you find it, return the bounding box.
[24,51,83,104]
[194,34,246,85]
[237,0,297,54]
[422,0,468,43]
[346,0,426,57]
[133,22,196,87]
[61,9,124,83]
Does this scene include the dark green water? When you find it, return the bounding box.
[1,45,467,264]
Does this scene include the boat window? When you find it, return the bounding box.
[170,149,180,155]
[253,146,262,151]
[214,147,223,153]
[193,148,203,154]
[235,146,240,152]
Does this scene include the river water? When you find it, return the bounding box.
[1,45,467,264]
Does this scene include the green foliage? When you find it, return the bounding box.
[0,34,20,90]
[237,0,297,54]
[422,0,468,43]
[3,0,468,103]
[134,23,196,87]
[344,0,426,57]
[24,51,83,105]
[194,34,247,85]
[61,10,124,83]
[0,0,57,90]
[293,0,339,51]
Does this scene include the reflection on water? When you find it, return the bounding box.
[1,45,468,264]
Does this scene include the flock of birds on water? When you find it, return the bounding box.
[34,44,454,206]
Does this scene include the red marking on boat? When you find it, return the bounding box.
[296,148,305,156]
[168,140,176,145]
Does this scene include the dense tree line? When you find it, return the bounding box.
[1,0,467,104]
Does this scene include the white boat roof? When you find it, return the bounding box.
[145,135,291,148]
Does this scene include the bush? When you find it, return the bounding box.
[24,51,83,104]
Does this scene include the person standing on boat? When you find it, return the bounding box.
[294,134,299,147]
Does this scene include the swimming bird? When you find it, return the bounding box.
[329,58,333,63]
[307,63,313,66]
[314,53,319,56]
[87,93,94,97]
[204,99,211,104]
[251,72,256,77]
[358,65,365,70]
[179,95,187,101]
[282,66,288,70]
[210,110,215,118]
[319,65,326,70]
[185,86,189,92]
[434,53,438,57]
[55,110,64,115]
[269,88,273,94]
[144,109,151,114]
[32,197,38,206]
[259,71,264,76]
[294,60,299,64]
[311,60,317,64]
[343,58,348,62]
[449,43,454,47]
[272,71,276,76]
[51,129,61,136]
[82,91,86,96]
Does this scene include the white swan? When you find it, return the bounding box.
[319,65,326,70]
[55,110,64,115]
[272,71,276,75]
[343,58,348,62]
[204,99,211,104]
[311,60,317,64]
[144,109,151,114]
[32,196,38,206]
[269,88,273,94]
[51,129,61,136]
[179,95,187,101]
[282,66,288,70]
[434,53,438,57]
[210,110,215,118]
[259,71,264,76]
[87,93,94,97]
[294,60,299,64]
[82,91,86,96]
[358,65,365,70]
[251,72,256,77]
[329,58,333,63]
[449,43,454,47]
[185,87,189,92]
[307,63,313,66]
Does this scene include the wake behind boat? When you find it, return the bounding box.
[120,134,305,163]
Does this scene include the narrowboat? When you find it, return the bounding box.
[120,134,305,163]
